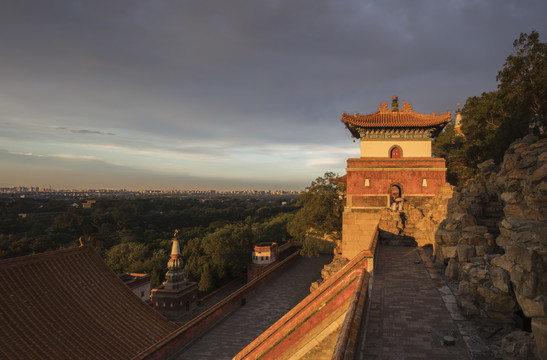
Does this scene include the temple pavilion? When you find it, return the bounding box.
[339,96,450,258]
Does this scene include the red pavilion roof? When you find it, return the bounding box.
[341,97,451,138]
[0,244,179,360]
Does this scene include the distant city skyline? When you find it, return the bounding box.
[1,1,546,190]
[1,185,299,193]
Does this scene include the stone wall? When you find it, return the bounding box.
[434,135,547,359]
[378,182,453,247]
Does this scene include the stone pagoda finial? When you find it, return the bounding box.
[171,230,181,259]
[164,230,186,290]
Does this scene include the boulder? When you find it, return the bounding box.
[442,246,458,260]
[442,219,460,231]
[457,244,476,263]
[491,265,511,293]
[475,245,492,257]
[504,205,526,219]
[477,285,516,313]
[459,280,475,296]
[435,229,460,245]
[460,214,478,228]
[530,163,547,184]
[463,225,489,234]
[515,293,547,318]
[532,317,547,360]
[469,266,489,284]
[445,258,459,279]
[506,246,538,273]
[461,232,488,246]
[501,191,524,204]
[511,268,539,299]
[501,330,536,360]
[456,295,480,317]
[477,159,497,173]
[490,255,514,272]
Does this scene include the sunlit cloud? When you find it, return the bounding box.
[306,158,344,167]
[50,154,99,160]
[8,152,45,157]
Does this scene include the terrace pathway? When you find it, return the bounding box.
[173,254,332,360]
[358,246,488,360]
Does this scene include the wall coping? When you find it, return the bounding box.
[235,244,377,359]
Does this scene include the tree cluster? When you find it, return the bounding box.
[287,172,344,257]
[0,197,298,290]
[0,180,341,294]
[433,31,546,185]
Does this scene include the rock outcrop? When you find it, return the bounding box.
[310,256,349,292]
[378,182,454,247]
[434,135,547,359]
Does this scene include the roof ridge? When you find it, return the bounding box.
[0,245,90,267]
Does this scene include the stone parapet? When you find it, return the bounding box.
[341,211,380,260]
[332,270,370,360]
[234,250,374,360]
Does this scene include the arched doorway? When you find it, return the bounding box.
[389,184,402,204]
[390,146,402,158]
[389,184,404,210]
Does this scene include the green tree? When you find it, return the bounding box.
[253,212,293,245]
[288,172,343,256]
[198,263,215,292]
[461,91,508,164]
[104,242,149,273]
[201,223,253,279]
[497,30,547,130]
[432,123,471,185]
[434,31,546,184]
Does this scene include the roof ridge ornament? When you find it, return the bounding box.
[391,96,399,112]
[401,101,413,112]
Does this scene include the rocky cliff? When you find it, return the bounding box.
[434,135,547,359]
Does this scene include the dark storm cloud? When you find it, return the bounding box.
[2,1,546,136]
[70,129,115,135]
[58,127,115,136]
[1,0,546,188]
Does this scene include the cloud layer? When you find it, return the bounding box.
[1,0,546,189]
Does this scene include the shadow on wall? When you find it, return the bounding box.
[378,229,417,247]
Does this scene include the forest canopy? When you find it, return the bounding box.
[0,176,342,294]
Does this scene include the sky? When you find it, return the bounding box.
[1,0,546,191]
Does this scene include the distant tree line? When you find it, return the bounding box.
[433,31,546,185]
[0,173,343,293]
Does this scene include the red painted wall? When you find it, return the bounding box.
[346,158,446,196]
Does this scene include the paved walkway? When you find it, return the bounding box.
[359,246,474,360]
[174,254,332,360]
